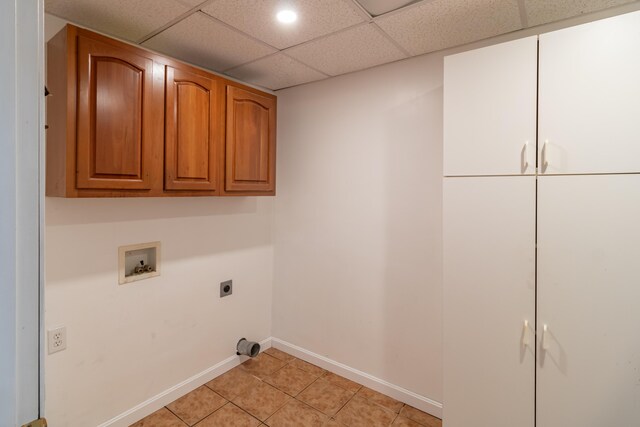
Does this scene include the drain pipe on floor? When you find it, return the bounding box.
[236,338,260,357]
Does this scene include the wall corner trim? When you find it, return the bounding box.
[271,337,443,419]
[96,337,273,427]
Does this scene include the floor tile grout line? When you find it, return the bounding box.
[297,376,346,418]
[332,386,357,421]
[190,395,234,426]
[355,386,407,415]
[268,350,414,424]
[297,372,323,395]
[286,350,432,426]
[150,348,438,427]
[163,404,192,426]
[288,397,331,422]
[227,401,263,425]
[265,366,320,399]
[166,392,228,427]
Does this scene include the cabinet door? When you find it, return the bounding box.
[165,66,222,191]
[539,11,640,174]
[444,177,535,427]
[225,86,276,193]
[76,35,158,190]
[444,37,537,176]
[537,175,640,427]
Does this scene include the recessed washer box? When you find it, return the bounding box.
[118,241,161,285]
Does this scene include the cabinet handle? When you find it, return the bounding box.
[542,324,550,351]
[522,141,529,173]
[522,320,532,348]
[541,139,549,172]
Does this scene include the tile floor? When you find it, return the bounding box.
[131,347,442,427]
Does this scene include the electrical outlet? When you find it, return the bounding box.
[220,280,233,298]
[48,326,67,354]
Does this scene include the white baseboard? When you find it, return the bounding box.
[97,337,272,427]
[271,337,443,419]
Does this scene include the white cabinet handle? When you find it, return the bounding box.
[522,320,532,348]
[541,139,549,172]
[542,324,550,351]
[522,141,529,172]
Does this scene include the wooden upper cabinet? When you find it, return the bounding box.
[225,86,276,194]
[47,25,163,197]
[76,35,157,190]
[46,25,276,197]
[165,66,222,192]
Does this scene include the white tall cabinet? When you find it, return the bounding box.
[538,12,640,175]
[444,10,640,427]
[537,175,640,426]
[444,36,538,176]
[444,177,535,427]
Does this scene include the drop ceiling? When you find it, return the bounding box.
[45,0,640,90]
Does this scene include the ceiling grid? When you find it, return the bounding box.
[45,0,640,90]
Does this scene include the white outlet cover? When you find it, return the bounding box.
[48,326,67,354]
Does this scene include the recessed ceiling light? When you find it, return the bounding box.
[276,10,297,24]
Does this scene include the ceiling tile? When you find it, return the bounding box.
[375,0,523,56]
[286,23,407,76]
[201,0,366,49]
[143,12,277,72]
[226,53,327,90]
[356,0,421,16]
[175,0,209,6]
[524,0,636,26]
[45,0,190,41]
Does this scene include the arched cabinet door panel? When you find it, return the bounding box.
[76,35,157,190]
[165,66,222,192]
[225,86,276,194]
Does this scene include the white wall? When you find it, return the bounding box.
[273,52,445,404]
[1,2,20,423]
[1,1,43,425]
[44,15,274,427]
[271,3,640,411]
[44,3,640,425]
[45,198,274,426]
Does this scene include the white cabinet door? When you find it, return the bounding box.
[537,175,640,427]
[444,37,537,177]
[539,11,640,174]
[444,177,535,427]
